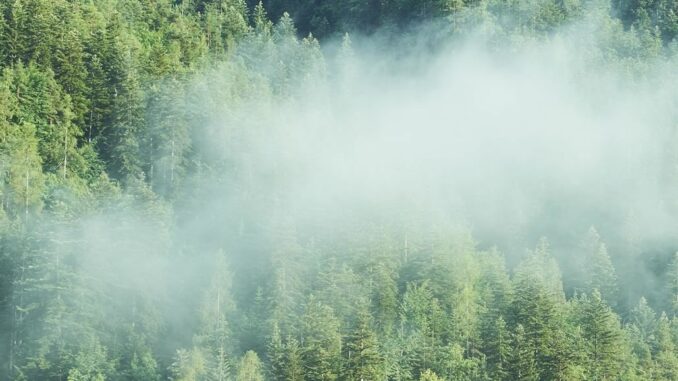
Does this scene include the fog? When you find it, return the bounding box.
[176,25,677,251]
[7,1,678,379]
[60,24,642,338]
[20,7,678,371]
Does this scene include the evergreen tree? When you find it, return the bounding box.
[106,47,145,182]
[285,336,304,381]
[630,297,657,345]
[195,253,237,381]
[253,1,273,37]
[144,77,190,197]
[370,259,399,335]
[51,3,89,130]
[400,280,445,373]
[581,227,619,306]
[652,313,678,380]
[418,369,443,381]
[434,342,484,380]
[508,324,538,381]
[510,239,571,379]
[0,70,44,218]
[5,62,85,178]
[169,348,207,381]
[577,290,625,380]
[484,316,510,380]
[237,350,265,381]
[268,321,286,381]
[343,311,384,381]
[0,1,675,380]
[667,252,678,314]
[300,296,342,381]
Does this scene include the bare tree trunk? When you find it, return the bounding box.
[63,124,68,179]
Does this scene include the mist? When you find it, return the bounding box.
[3,1,678,379]
[177,16,678,260]
[118,4,678,350]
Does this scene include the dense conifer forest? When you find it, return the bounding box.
[0,0,678,380]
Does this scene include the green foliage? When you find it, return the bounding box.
[484,316,510,380]
[418,368,444,381]
[268,322,286,381]
[237,350,265,381]
[0,1,676,381]
[343,311,384,381]
[575,290,626,379]
[301,296,342,381]
[508,324,538,381]
[582,227,619,306]
[169,348,207,381]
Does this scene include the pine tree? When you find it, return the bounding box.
[418,369,443,381]
[513,238,565,301]
[253,1,273,37]
[272,12,300,95]
[144,77,190,198]
[578,290,625,380]
[168,348,207,381]
[581,227,618,306]
[301,296,342,381]
[343,311,384,381]
[128,349,160,380]
[106,47,144,182]
[667,252,678,315]
[195,253,236,381]
[508,324,538,381]
[371,260,398,335]
[400,280,445,373]
[484,316,510,380]
[316,260,365,323]
[630,297,657,345]
[382,333,416,381]
[237,351,265,381]
[83,35,109,144]
[652,313,678,380]
[0,70,44,218]
[285,336,304,381]
[51,3,89,130]
[4,0,29,64]
[510,240,570,380]
[435,342,485,380]
[274,12,298,43]
[219,0,249,49]
[299,33,325,86]
[6,62,85,178]
[588,243,618,306]
[268,321,286,381]
[268,219,305,334]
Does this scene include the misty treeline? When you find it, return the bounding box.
[0,0,678,380]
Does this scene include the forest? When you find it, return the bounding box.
[0,0,678,380]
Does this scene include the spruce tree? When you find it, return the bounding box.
[268,322,286,381]
[343,311,383,381]
[0,72,44,218]
[578,290,624,380]
[285,336,304,381]
[508,324,538,381]
[485,316,510,380]
[652,313,678,380]
[581,228,618,306]
[301,296,342,381]
[237,351,265,381]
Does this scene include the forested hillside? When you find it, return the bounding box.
[1,0,678,380]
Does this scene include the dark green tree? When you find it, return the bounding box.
[343,311,384,381]
[577,290,625,380]
[508,324,538,381]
